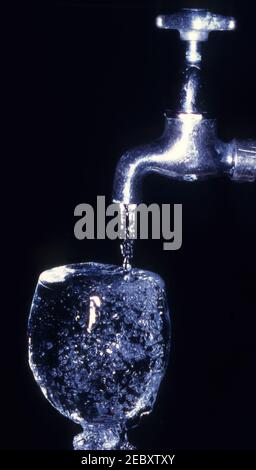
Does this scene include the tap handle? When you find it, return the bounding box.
[156,9,236,42]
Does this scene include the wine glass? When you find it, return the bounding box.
[28,262,171,450]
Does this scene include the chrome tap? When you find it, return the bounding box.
[113,9,256,204]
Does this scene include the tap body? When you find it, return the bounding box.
[113,9,256,204]
[113,114,256,204]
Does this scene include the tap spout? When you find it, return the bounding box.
[112,146,153,204]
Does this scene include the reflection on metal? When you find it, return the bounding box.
[113,9,255,205]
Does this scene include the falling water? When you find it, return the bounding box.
[121,238,134,272]
[120,204,136,272]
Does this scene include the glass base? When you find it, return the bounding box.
[73,423,135,450]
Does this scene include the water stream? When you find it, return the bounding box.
[120,204,135,272]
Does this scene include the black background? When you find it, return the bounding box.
[2,0,256,452]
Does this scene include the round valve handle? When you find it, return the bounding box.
[156,8,236,41]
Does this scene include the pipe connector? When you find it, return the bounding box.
[222,139,256,182]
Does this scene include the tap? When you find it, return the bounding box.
[113,9,256,204]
